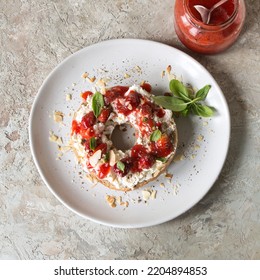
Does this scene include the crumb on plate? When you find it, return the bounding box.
[124,73,131,79]
[53,111,64,123]
[87,76,96,83]
[82,72,89,79]
[49,131,63,145]
[106,195,116,208]
[66,94,72,101]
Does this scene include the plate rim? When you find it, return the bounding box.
[29,38,231,228]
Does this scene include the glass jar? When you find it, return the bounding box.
[174,0,246,54]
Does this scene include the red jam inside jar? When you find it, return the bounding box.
[174,0,246,54]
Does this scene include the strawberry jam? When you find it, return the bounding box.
[188,0,235,24]
[139,102,153,117]
[156,108,166,118]
[104,86,129,104]
[126,91,141,109]
[131,145,155,171]
[138,154,155,170]
[81,111,96,128]
[131,144,147,159]
[174,0,246,54]
[138,118,156,136]
[116,90,142,116]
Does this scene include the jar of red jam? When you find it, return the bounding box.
[174,0,246,54]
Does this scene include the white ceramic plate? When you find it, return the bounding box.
[29,39,230,228]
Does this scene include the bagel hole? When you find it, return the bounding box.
[111,123,137,152]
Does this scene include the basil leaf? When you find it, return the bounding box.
[89,137,96,150]
[169,79,190,101]
[187,85,195,99]
[153,96,187,112]
[156,157,167,163]
[195,85,211,101]
[155,79,215,118]
[150,129,162,142]
[192,103,214,117]
[116,161,125,172]
[104,152,109,162]
[92,92,104,117]
[180,107,190,117]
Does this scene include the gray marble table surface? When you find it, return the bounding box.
[0,0,259,259]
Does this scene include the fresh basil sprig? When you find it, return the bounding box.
[92,91,104,117]
[153,79,215,117]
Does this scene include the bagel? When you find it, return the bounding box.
[70,83,177,191]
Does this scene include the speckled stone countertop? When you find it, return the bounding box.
[0,0,259,260]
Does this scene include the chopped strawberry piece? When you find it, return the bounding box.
[84,139,90,151]
[140,82,152,93]
[98,163,111,179]
[130,160,141,173]
[131,144,147,158]
[113,157,132,177]
[138,118,156,136]
[140,103,153,117]
[115,100,131,116]
[81,91,93,101]
[145,118,155,128]
[98,108,111,123]
[130,145,156,172]
[81,111,96,128]
[86,161,94,169]
[156,108,166,118]
[156,122,162,129]
[80,127,96,139]
[71,120,80,135]
[138,154,155,170]
[104,86,129,104]
[151,134,173,157]
[126,91,141,109]
[94,143,107,155]
[116,91,141,116]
